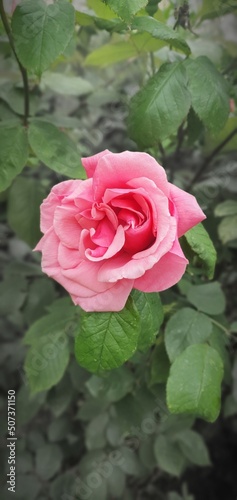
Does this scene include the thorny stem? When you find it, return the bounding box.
[0,0,29,126]
[187,127,237,191]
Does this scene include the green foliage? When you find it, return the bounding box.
[128,62,191,146]
[0,0,236,498]
[12,0,75,75]
[164,308,213,362]
[167,344,224,422]
[28,121,85,178]
[182,223,217,279]
[104,0,148,22]
[184,56,229,135]
[0,124,28,191]
[7,177,46,247]
[75,297,140,372]
[131,16,191,55]
[132,290,164,351]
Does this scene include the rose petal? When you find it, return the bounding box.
[134,238,188,292]
[93,151,169,199]
[72,278,134,312]
[58,243,80,269]
[53,206,81,248]
[81,149,110,178]
[34,227,60,275]
[169,183,206,237]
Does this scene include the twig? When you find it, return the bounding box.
[0,0,29,126]
[186,127,237,191]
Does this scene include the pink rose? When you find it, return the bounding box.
[35,150,205,312]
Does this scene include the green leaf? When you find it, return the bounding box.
[104,0,148,22]
[132,290,164,351]
[12,0,75,75]
[209,325,231,384]
[0,125,28,191]
[86,367,134,402]
[154,434,186,477]
[165,308,213,362]
[23,305,76,345]
[214,200,237,217]
[150,340,170,384]
[176,429,211,466]
[85,33,164,66]
[132,16,190,55]
[88,0,117,19]
[7,177,46,247]
[218,215,237,244]
[74,297,140,373]
[167,344,224,422]
[41,72,93,96]
[17,385,46,426]
[85,413,109,450]
[36,444,63,480]
[183,223,217,279]
[185,56,229,135]
[24,310,73,393]
[187,282,226,316]
[128,62,191,147]
[119,446,145,476]
[28,121,85,179]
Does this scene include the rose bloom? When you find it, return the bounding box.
[35,150,205,312]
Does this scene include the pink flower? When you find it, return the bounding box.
[35,150,205,312]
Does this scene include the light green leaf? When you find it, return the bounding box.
[167,344,224,422]
[104,0,148,21]
[214,200,237,217]
[28,121,85,179]
[187,282,226,316]
[132,16,190,55]
[185,56,229,135]
[36,444,63,480]
[150,340,170,384]
[176,429,211,466]
[41,72,93,96]
[154,434,186,477]
[85,33,164,66]
[7,177,46,247]
[183,223,217,279]
[218,215,237,244]
[132,290,164,352]
[74,297,140,373]
[128,62,191,147]
[164,308,213,362]
[0,125,28,191]
[87,0,117,19]
[12,0,75,74]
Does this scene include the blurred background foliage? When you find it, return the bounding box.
[0,0,237,499]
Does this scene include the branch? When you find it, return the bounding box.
[0,0,29,126]
[186,127,237,191]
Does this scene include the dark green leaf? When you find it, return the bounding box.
[0,125,28,191]
[165,308,213,362]
[132,290,164,351]
[183,223,217,279]
[86,367,134,402]
[12,0,75,74]
[128,62,191,147]
[75,297,141,373]
[7,177,46,247]
[36,444,63,480]
[218,215,237,244]
[150,340,170,384]
[215,200,237,217]
[167,344,224,422]
[185,56,229,135]
[28,121,85,178]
